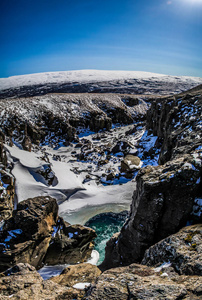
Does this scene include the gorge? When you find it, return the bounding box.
[0,70,201,299]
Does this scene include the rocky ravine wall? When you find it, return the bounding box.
[100,85,202,270]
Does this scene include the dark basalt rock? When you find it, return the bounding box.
[101,86,202,271]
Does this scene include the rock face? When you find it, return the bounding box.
[146,85,202,164]
[142,224,202,276]
[0,196,58,272]
[0,133,15,222]
[86,263,202,300]
[0,196,96,272]
[0,93,147,149]
[0,169,15,222]
[101,86,202,270]
[0,263,72,300]
[44,221,96,265]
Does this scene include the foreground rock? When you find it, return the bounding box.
[50,263,101,299]
[142,224,202,275]
[87,263,202,300]
[0,263,73,300]
[0,196,58,272]
[101,86,202,270]
[0,196,96,272]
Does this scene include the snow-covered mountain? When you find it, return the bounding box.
[0,70,202,98]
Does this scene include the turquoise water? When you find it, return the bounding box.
[85,211,128,265]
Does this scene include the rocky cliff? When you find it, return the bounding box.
[101,85,202,270]
[0,93,148,149]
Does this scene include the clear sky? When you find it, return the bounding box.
[0,0,202,78]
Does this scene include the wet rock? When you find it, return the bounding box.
[142,224,202,275]
[120,154,142,172]
[44,220,96,265]
[87,263,202,300]
[0,196,58,272]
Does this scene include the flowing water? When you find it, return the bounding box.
[85,211,128,265]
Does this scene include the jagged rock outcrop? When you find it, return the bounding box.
[0,133,15,222]
[101,85,202,270]
[0,196,58,272]
[86,263,202,300]
[146,85,202,164]
[44,220,96,265]
[0,196,96,272]
[142,224,202,275]
[0,169,15,222]
[101,153,201,269]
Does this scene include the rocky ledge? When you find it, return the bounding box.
[87,225,202,299]
[0,262,101,300]
[101,85,202,270]
[0,196,96,272]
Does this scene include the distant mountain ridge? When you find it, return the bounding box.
[0,70,202,98]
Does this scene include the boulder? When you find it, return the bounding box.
[142,224,202,275]
[50,262,101,286]
[49,263,101,299]
[0,263,43,297]
[120,154,142,172]
[0,263,73,300]
[0,196,58,272]
[44,221,96,265]
[86,263,202,300]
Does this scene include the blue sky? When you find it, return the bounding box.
[0,0,202,77]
